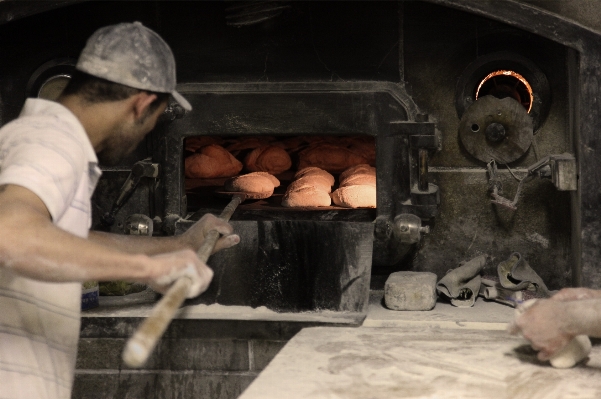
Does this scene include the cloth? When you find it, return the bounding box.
[436,255,487,307]
[497,252,551,298]
[0,99,101,399]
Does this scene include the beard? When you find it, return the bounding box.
[96,136,140,166]
[97,111,154,166]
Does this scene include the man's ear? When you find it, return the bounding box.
[131,92,158,120]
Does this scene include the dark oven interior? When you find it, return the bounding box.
[1,0,598,314]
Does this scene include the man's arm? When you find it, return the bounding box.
[0,184,224,297]
[551,287,601,301]
[509,297,601,361]
[88,214,239,256]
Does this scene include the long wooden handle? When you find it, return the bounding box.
[122,194,245,368]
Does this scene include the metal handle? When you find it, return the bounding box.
[122,194,245,368]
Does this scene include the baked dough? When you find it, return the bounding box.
[244,145,292,175]
[226,137,273,152]
[224,173,275,194]
[298,144,369,173]
[282,166,333,207]
[287,175,332,193]
[331,185,377,208]
[339,164,375,182]
[246,172,280,187]
[184,136,222,152]
[282,186,331,207]
[348,137,376,166]
[185,144,243,178]
[340,174,376,188]
[294,167,335,187]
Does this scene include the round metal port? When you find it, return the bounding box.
[455,52,550,131]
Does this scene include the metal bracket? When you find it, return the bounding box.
[159,103,186,122]
[528,153,577,191]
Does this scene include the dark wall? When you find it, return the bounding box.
[400,2,572,288]
[0,1,401,123]
[521,0,601,34]
[0,1,575,288]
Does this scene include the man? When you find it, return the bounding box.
[0,22,239,398]
[509,288,601,361]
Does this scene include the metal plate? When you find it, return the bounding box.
[459,96,533,163]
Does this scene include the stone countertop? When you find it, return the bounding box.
[238,326,601,399]
[239,293,601,399]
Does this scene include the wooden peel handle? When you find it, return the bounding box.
[196,194,244,262]
[122,194,245,368]
[122,276,192,367]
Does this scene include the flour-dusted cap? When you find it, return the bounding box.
[76,21,191,111]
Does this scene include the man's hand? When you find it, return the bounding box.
[141,214,239,298]
[145,249,214,298]
[180,214,240,254]
[508,299,576,361]
[552,287,601,301]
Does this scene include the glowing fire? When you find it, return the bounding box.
[475,70,534,113]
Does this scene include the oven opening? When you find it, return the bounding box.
[475,70,534,112]
[183,134,377,219]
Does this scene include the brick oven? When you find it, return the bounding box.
[2,1,601,398]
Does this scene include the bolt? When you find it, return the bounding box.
[485,123,506,143]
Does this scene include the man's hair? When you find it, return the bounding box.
[61,70,170,113]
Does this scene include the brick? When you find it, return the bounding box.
[155,372,256,399]
[76,338,249,371]
[251,340,288,370]
[73,371,257,399]
[76,338,123,369]
[384,271,437,311]
[72,373,119,399]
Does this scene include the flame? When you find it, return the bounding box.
[475,70,534,113]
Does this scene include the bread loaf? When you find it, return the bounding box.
[282,186,331,207]
[247,172,280,187]
[340,174,376,188]
[339,164,375,182]
[226,137,272,152]
[224,173,275,194]
[294,167,335,187]
[185,145,243,178]
[348,137,376,166]
[244,145,292,175]
[184,136,222,152]
[331,185,377,208]
[298,144,369,173]
[287,175,332,193]
[282,166,333,207]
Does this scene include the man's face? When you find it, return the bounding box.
[97,101,168,166]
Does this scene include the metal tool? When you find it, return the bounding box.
[100,158,159,229]
[122,190,272,368]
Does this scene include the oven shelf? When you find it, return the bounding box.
[185,183,377,222]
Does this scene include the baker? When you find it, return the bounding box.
[509,287,601,361]
[0,22,239,398]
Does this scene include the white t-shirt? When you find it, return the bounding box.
[0,99,101,399]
